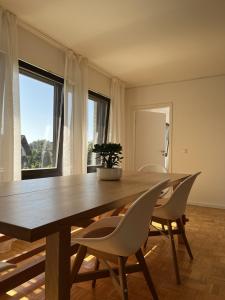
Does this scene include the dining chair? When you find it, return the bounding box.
[138,164,168,174]
[71,180,169,300]
[151,172,201,284]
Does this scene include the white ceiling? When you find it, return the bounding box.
[1,0,225,87]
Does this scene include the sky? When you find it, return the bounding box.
[19,74,54,143]
[19,73,95,144]
[87,100,95,142]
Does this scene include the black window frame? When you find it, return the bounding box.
[19,60,64,180]
[87,90,110,173]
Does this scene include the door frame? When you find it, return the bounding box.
[127,102,173,172]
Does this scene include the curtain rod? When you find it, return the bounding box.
[18,19,113,80]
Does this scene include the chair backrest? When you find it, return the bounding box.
[157,172,201,219]
[106,180,169,256]
[138,164,167,173]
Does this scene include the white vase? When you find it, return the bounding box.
[97,167,122,181]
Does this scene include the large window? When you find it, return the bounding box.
[87,91,110,172]
[19,61,64,179]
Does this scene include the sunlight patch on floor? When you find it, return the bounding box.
[71,228,82,234]
[33,288,42,295]
[144,245,158,258]
[6,289,17,296]
[22,282,31,288]
[84,255,95,262]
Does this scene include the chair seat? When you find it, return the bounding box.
[153,198,179,219]
[83,227,116,238]
[155,197,169,207]
[71,225,121,267]
[152,208,171,219]
[0,261,16,272]
[75,216,122,239]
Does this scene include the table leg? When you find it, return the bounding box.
[45,227,71,300]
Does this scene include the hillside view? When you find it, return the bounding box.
[21,138,55,169]
[22,138,96,170]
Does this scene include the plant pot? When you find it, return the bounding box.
[97,167,122,181]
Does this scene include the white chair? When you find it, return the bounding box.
[138,164,168,174]
[71,180,169,300]
[151,172,201,284]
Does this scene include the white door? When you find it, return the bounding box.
[135,111,166,170]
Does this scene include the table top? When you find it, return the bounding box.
[0,172,188,242]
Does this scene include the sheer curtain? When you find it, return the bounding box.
[108,78,125,146]
[96,99,108,144]
[63,50,88,175]
[0,8,20,182]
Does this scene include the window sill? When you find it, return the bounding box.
[22,168,62,180]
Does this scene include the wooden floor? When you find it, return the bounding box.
[0,205,225,300]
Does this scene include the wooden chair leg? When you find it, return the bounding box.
[92,258,100,288]
[71,245,87,285]
[177,218,193,260]
[143,228,150,250]
[135,249,159,300]
[167,221,181,284]
[118,256,129,300]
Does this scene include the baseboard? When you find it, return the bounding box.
[188,201,225,209]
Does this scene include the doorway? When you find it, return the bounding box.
[134,105,171,171]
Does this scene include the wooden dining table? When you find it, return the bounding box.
[0,171,188,300]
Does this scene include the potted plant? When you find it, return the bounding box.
[92,143,123,180]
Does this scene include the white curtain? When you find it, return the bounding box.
[108,78,125,146]
[63,50,88,175]
[0,8,20,182]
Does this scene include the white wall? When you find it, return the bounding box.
[18,26,111,98]
[125,76,225,208]
[88,66,111,98]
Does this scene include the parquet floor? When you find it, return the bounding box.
[0,205,225,300]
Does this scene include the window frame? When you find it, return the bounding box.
[87,90,110,173]
[19,60,64,180]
